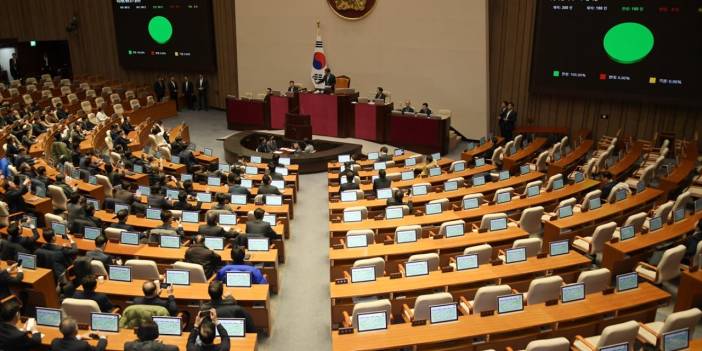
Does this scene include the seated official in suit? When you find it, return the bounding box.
[198,213,238,239]
[172,191,200,211]
[315,67,336,94]
[0,263,23,300]
[257,175,282,196]
[131,281,178,316]
[401,100,415,113]
[185,235,223,278]
[374,87,386,102]
[373,169,392,195]
[50,318,107,351]
[187,309,229,351]
[245,208,278,240]
[377,146,392,162]
[86,235,115,269]
[3,176,29,213]
[0,298,42,349]
[339,172,359,192]
[36,229,79,278]
[109,209,136,231]
[210,192,234,212]
[216,247,268,284]
[201,281,256,333]
[148,211,185,243]
[228,175,251,200]
[124,318,178,351]
[387,189,414,214]
[66,193,86,227]
[600,171,616,199]
[267,163,284,181]
[73,275,114,313]
[419,102,432,116]
[0,220,39,261]
[147,186,172,210]
[287,80,299,94]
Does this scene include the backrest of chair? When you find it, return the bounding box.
[110,93,120,104]
[693,241,702,267]
[48,185,68,210]
[504,141,515,156]
[26,84,36,92]
[640,164,656,185]
[545,174,563,191]
[607,183,630,203]
[514,134,523,149]
[413,292,454,321]
[44,213,65,226]
[480,213,507,230]
[523,181,543,195]
[42,89,52,98]
[346,229,375,245]
[450,160,466,172]
[660,308,702,336]
[125,90,136,100]
[492,147,504,165]
[353,257,385,277]
[86,89,96,98]
[60,86,71,96]
[79,82,90,90]
[344,206,368,219]
[67,93,78,104]
[130,99,141,109]
[91,260,108,276]
[408,253,440,271]
[125,259,160,280]
[173,261,207,283]
[146,96,155,105]
[525,337,570,351]
[394,225,422,243]
[463,244,492,265]
[672,191,692,214]
[557,197,577,210]
[60,78,71,86]
[513,238,542,257]
[492,187,514,202]
[81,100,92,113]
[583,158,597,178]
[95,175,113,197]
[462,193,484,207]
[336,75,350,89]
[351,299,391,330]
[655,245,685,283]
[526,276,563,305]
[61,298,100,324]
[472,285,512,313]
[577,268,611,294]
[113,104,124,115]
[596,320,640,349]
[104,227,126,242]
[95,97,105,107]
[519,206,544,235]
[623,212,647,232]
[102,86,112,95]
[439,220,465,236]
[22,94,32,105]
[581,189,602,210]
[8,88,18,96]
[387,205,409,216]
[590,222,617,254]
[653,201,674,221]
[428,198,449,211]
[0,201,9,227]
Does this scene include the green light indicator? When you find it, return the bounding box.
[148,16,173,45]
[603,22,654,64]
[552,70,560,77]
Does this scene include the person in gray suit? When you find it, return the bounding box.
[85,235,114,269]
[245,208,278,240]
[372,169,392,195]
[257,175,281,196]
[227,174,251,200]
[124,318,178,351]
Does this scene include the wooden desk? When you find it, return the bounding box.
[0,261,59,308]
[327,152,444,171]
[659,143,699,199]
[461,137,504,161]
[36,325,258,351]
[607,141,643,180]
[675,269,702,312]
[602,211,702,276]
[543,188,663,245]
[22,193,53,215]
[547,139,593,177]
[502,137,547,173]
[331,283,668,351]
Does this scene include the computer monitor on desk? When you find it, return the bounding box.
[36,307,62,327]
[404,260,429,277]
[455,254,479,271]
[549,239,569,256]
[616,272,638,292]
[396,230,418,243]
[429,303,458,324]
[489,217,508,231]
[346,234,369,248]
[91,312,119,333]
[504,247,527,264]
[357,311,387,332]
[217,318,246,338]
[343,210,362,223]
[377,188,392,199]
[662,328,689,351]
[351,266,376,283]
[497,294,524,314]
[560,283,585,303]
[152,316,182,336]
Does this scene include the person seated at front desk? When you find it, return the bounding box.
[287,80,299,94]
[147,210,185,244]
[373,170,392,195]
[315,67,336,94]
[417,154,439,177]
[50,317,108,351]
[339,172,359,192]
[216,247,268,285]
[377,146,392,162]
[401,100,415,114]
[245,208,278,241]
[419,102,432,116]
[201,281,256,333]
[73,274,115,313]
[132,280,179,317]
[387,189,414,214]
[228,175,251,201]
[0,297,42,349]
[374,87,386,102]
[124,318,178,351]
[186,235,223,278]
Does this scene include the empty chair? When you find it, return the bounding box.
[346,299,392,330]
[692,241,702,268]
[25,77,37,85]
[79,82,90,91]
[522,180,543,196]
[113,103,124,116]
[572,320,640,351]
[447,177,465,187]
[43,81,55,89]
[47,185,68,211]
[61,298,100,325]
[42,90,53,99]
[462,193,484,208]
[506,337,570,351]
[491,146,504,167]
[449,160,466,172]
[513,134,523,149]
[525,275,563,305]
[492,187,514,202]
[407,253,440,271]
[125,259,161,280]
[95,175,113,198]
[606,182,631,203]
[581,157,597,179]
[504,140,515,156]
[40,74,51,82]
[60,86,71,96]
[501,238,542,259]
[614,212,647,238]
[462,244,493,265]
[352,257,385,277]
[573,221,617,256]
[146,95,156,106]
[626,164,655,189]
[344,206,368,220]
[130,98,141,110]
[8,88,18,96]
[427,198,449,211]
[650,201,674,225]
[101,86,112,95]
[544,174,563,192]
[479,213,508,231]
[403,292,453,322]
[577,268,611,294]
[636,308,701,347]
[672,190,692,214]
[26,84,37,92]
[576,189,602,213]
[60,78,71,86]
[462,285,512,314]
[125,90,136,100]
[437,220,465,236]
[173,261,207,283]
[81,100,93,114]
[94,96,105,108]
[85,89,96,98]
[104,134,113,150]
[67,93,79,104]
[386,205,409,217]
[518,206,545,237]
[9,79,20,87]
[110,93,121,104]
[22,94,33,105]
[635,244,685,284]
[345,229,375,246]
[91,260,108,276]
[0,201,10,227]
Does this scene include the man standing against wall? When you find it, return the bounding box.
[183,76,194,110]
[168,76,179,111]
[197,74,208,110]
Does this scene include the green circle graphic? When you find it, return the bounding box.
[148,16,173,45]
[603,22,654,64]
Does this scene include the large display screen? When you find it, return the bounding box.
[112,0,216,71]
[531,0,702,105]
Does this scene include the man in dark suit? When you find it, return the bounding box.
[287,80,299,94]
[377,146,392,162]
[267,162,284,181]
[497,100,508,139]
[502,101,517,140]
[201,281,256,332]
[258,175,282,196]
[374,87,386,101]
[245,208,278,240]
[9,53,19,80]
[168,76,179,110]
[198,214,231,238]
[124,318,178,351]
[36,229,79,278]
[0,263,23,299]
[339,172,359,192]
[372,169,392,195]
[50,318,107,351]
[185,235,222,279]
[197,74,209,110]
[131,281,178,316]
[3,177,29,213]
[0,297,42,349]
[401,100,415,114]
[109,209,135,231]
[316,67,336,94]
[85,235,114,270]
[187,309,229,351]
[228,175,251,200]
[153,77,166,102]
[72,275,114,313]
[147,186,172,210]
[182,76,194,110]
[0,221,39,261]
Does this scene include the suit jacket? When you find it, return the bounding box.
[372,177,392,192]
[229,185,251,198]
[503,110,517,124]
[377,153,392,162]
[148,195,172,210]
[0,270,23,299]
[374,92,386,101]
[197,78,209,92]
[197,224,227,238]
[36,242,78,277]
[182,81,194,95]
[0,322,42,350]
[85,249,113,271]
[287,86,299,93]
[168,81,178,97]
[73,290,114,313]
[124,339,178,351]
[245,220,277,239]
[186,324,229,351]
[257,184,281,196]
[5,186,28,213]
[50,336,107,351]
[185,243,221,277]
[153,81,165,98]
[340,182,359,191]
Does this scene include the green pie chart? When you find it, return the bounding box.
[603,22,654,64]
[148,16,173,45]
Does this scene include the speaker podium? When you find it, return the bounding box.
[284,113,312,140]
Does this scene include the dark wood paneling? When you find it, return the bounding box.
[489,0,702,145]
[0,0,237,109]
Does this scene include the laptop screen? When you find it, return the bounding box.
[673,208,685,223]
[497,294,524,314]
[138,186,151,196]
[340,191,357,202]
[84,226,101,240]
[52,222,67,236]
[561,283,586,303]
[368,152,379,160]
[219,214,237,225]
[250,155,262,164]
[91,312,119,332]
[463,197,479,210]
[452,162,465,172]
[88,176,98,185]
[429,303,458,324]
[475,157,485,167]
[204,236,224,251]
[226,271,252,287]
[263,214,276,226]
[160,235,180,249]
[208,177,221,186]
[181,211,199,223]
[196,192,212,203]
[499,170,510,181]
[428,167,441,177]
[338,154,350,163]
[218,164,230,172]
[472,175,485,186]
[412,185,428,196]
[266,195,283,206]
[496,192,511,204]
[376,188,392,200]
[455,254,479,271]
[275,167,288,176]
[357,311,387,332]
[589,197,602,210]
[17,253,36,269]
[238,179,252,189]
[165,269,190,285]
[346,234,368,248]
[120,232,140,245]
[526,185,540,197]
[549,240,569,256]
[637,181,646,194]
[181,173,193,182]
[616,272,639,292]
[505,247,527,264]
[598,342,628,351]
[248,238,270,252]
[373,162,386,170]
[662,328,690,351]
[166,189,180,200]
[445,223,464,238]
[431,152,441,160]
[649,216,663,232]
[36,307,62,327]
[573,171,585,183]
[231,194,247,205]
[520,164,530,175]
[279,157,291,166]
[558,205,573,219]
[86,198,100,210]
[425,203,443,215]
[271,180,285,190]
[619,225,636,241]
[216,318,246,338]
[401,171,414,181]
[444,181,458,191]
[394,149,404,156]
[615,189,627,202]
[146,208,161,220]
[351,266,376,283]
[395,230,417,244]
[109,265,131,282]
[153,316,182,336]
[404,157,417,166]
[343,210,362,223]
[489,217,508,231]
[385,207,404,220]
[245,166,258,175]
[171,156,181,164]
[405,260,429,277]
[552,178,564,190]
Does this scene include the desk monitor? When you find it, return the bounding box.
[35,186,46,198]
[425,203,443,215]
[225,271,252,287]
[377,188,392,200]
[466,143,475,151]
[133,164,144,174]
[412,185,428,196]
[230,194,247,205]
[429,303,458,324]
[558,205,574,219]
[404,260,429,277]
[88,176,98,185]
[404,157,417,166]
[472,175,486,186]
[166,189,180,200]
[396,230,417,244]
[165,269,190,285]
[497,293,524,314]
[109,265,131,282]
[351,265,376,283]
[170,156,181,164]
[279,157,291,166]
[573,171,585,183]
[695,198,702,214]
[84,226,101,240]
[455,254,479,271]
[520,164,530,175]
[271,180,285,190]
[490,217,508,231]
[428,167,441,177]
[479,137,486,145]
[649,216,663,232]
[204,236,224,251]
[343,210,363,223]
[452,162,465,172]
[662,328,689,351]
[401,171,414,181]
[463,197,479,210]
[445,223,465,238]
[615,189,627,202]
[431,152,441,161]
[52,222,67,236]
[181,173,193,182]
[17,253,36,269]
[509,145,517,156]
[385,207,404,220]
[505,247,527,264]
[250,155,262,164]
[138,185,151,196]
[196,192,212,203]
[245,166,258,175]
[368,152,379,161]
[373,162,386,170]
[616,272,639,292]
[240,179,253,188]
[444,180,458,192]
[619,225,636,241]
[673,208,685,223]
[394,149,405,156]
[152,316,182,336]
[552,178,564,190]
[86,198,100,210]
[248,238,270,252]
[346,234,368,248]
[207,176,221,186]
[357,311,387,332]
[340,176,349,185]
[216,318,246,338]
[498,170,510,181]
[36,307,62,327]
[338,154,350,163]
[561,283,585,303]
[120,232,140,246]
[266,195,283,206]
[263,214,276,226]
[496,192,511,204]
[475,157,486,167]
[219,214,237,225]
[218,163,230,172]
[526,185,540,198]
[160,235,180,249]
[553,152,562,161]
[181,211,199,223]
[598,342,628,351]
[549,239,569,257]
[275,167,288,176]
[589,197,602,211]
[636,181,646,194]
[91,312,119,333]
[146,208,161,220]
[201,147,213,156]
[340,191,357,202]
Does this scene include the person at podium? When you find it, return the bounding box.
[374,87,386,102]
[401,100,415,114]
[287,80,299,94]
[419,103,432,116]
[315,67,336,94]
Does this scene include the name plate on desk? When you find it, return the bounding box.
[390,272,402,279]
[338,327,354,335]
[335,278,348,285]
[412,320,427,327]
